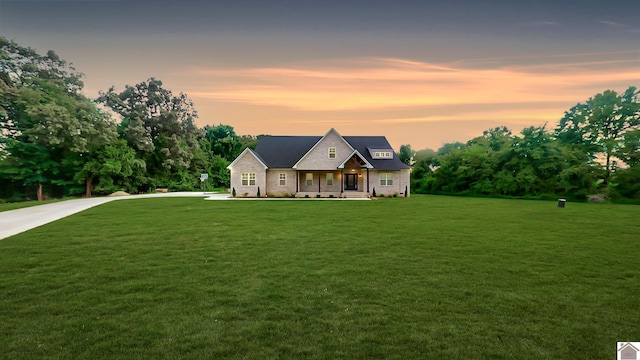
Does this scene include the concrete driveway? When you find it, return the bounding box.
[0,192,228,240]
[0,192,369,240]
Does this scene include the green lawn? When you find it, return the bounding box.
[0,198,67,213]
[1,195,638,359]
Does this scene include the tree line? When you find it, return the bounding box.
[0,37,255,201]
[2,37,638,203]
[400,86,640,202]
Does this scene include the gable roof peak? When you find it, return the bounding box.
[325,127,340,137]
[619,342,640,351]
[226,147,268,170]
[292,128,354,168]
[338,149,374,169]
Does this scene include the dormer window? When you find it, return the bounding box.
[370,149,393,159]
[328,147,336,159]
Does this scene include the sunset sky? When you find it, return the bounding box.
[1,0,639,150]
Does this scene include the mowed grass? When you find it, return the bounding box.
[1,196,638,359]
[0,198,67,213]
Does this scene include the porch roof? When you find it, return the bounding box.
[337,150,373,169]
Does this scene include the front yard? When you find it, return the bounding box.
[1,195,638,359]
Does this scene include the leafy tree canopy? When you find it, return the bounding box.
[555,86,640,184]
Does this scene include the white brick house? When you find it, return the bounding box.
[227,128,411,198]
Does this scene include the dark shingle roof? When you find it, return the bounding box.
[254,136,321,168]
[253,134,410,170]
[344,136,411,170]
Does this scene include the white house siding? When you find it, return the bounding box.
[266,169,297,196]
[295,130,353,170]
[228,152,266,197]
[369,169,411,197]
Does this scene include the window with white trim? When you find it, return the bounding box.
[279,173,286,186]
[328,147,336,159]
[372,151,393,159]
[380,172,393,186]
[241,173,256,186]
[306,173,313,186]
[326,173,333,186]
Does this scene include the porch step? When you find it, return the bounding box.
[342,192,370,199]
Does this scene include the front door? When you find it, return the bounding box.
[345,174,358,190]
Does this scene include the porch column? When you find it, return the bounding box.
[318,172,321,193]
[296,171,299,193]
[367,168,369,193]
[341,170,344,193]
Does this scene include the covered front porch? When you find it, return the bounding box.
[294,168,371,198]
[293,150,373,198]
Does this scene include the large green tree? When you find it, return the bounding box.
[98,78,202,191]
[432,128,515,195]
[72,140,143,195]
[556,86,640,185]
[1,80,117,198]
[0,37,83,94]
[410,148,437,193]
[1,38,117,199]
[398,144,415,166]
[616,129,640,167]
[1,37,271,200]
[204,124,242,160]
[198,124,258,188]
[422,125,597,200]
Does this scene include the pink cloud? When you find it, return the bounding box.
[188,55,639,112]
